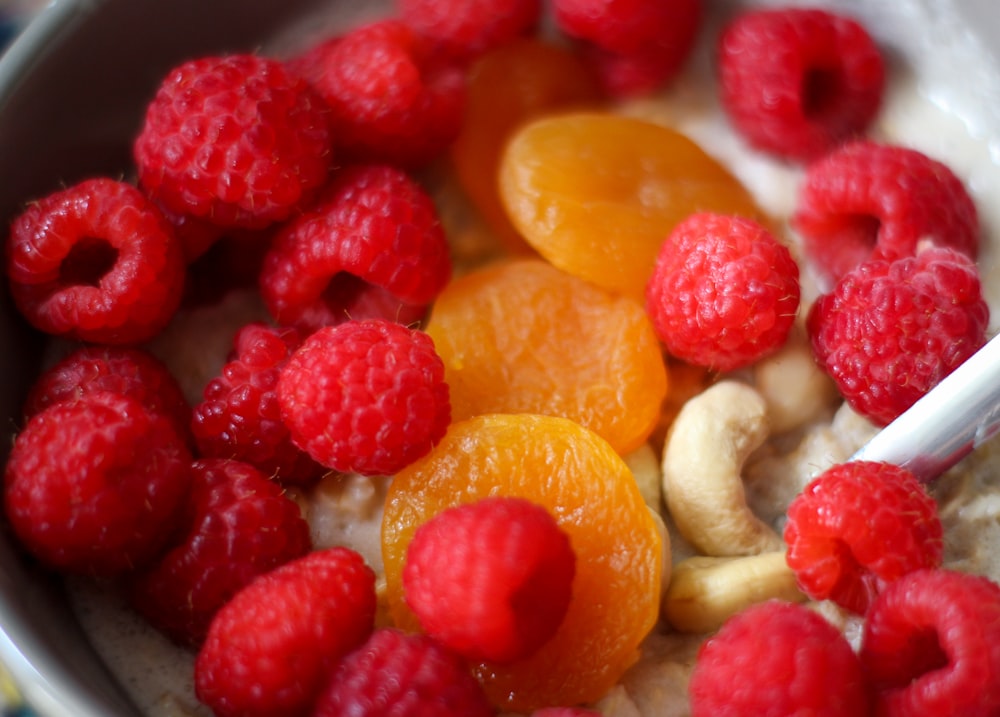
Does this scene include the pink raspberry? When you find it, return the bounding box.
[312,628,494,717]
[689,600,869,717]
[399,0,541,62]
[807,246,988,427]
[194,546,376,717]
[860,569,1000,716]
[128,458,313,647]
[191,322,325,486]
[784,461,943,615]
[645,212,800,372]
[286,20,465,168]
[793,140,979,286]
[259,164,452,334]
[134,54,333,230]
[278,319,451,476]
[403,497,576,663]
[718,8,885,161]
[3,392,192,576]
[4,177,186,344]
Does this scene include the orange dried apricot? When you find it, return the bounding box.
[424,257,668,455]
[498,112,767,302]
[381,412,663,712]
[450,38,604,254]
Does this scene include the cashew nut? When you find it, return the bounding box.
[661,380,783,556]
[662,552,805,634]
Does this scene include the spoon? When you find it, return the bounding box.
[850,331,1000,481]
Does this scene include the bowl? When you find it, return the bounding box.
[2,0,1000,715]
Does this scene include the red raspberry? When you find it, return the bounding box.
[259,164,452,333]
[399,0,541,62]
[645,212,800,372]
[860,569,1000,716]
[3,392,191,576]
[784,461,943,616]
[793,140,979,286]
[24,345,193,447]
[191,322,325,486]
[807,246,989,427]
[128,458,313,648]
[194,546,376,717]
[689,600,869,717]
[134,54,333,230]
[403,497,576,663]
[286,20,465,168]
[4,177,186,344]
[278,319,451,476]
[312,628,494,717]
[717,8,885,162]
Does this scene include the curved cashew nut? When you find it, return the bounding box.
[662,552,805,634]
[661,380,783,556]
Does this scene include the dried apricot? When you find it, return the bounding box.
[381,413,663,711]
[450,38,604,254]
[498,112,766,301]
[424,257,668,455]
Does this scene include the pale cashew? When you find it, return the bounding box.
[661,380,783,556]
[624,442,664,512]
[662,552,805,634]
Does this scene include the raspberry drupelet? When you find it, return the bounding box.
[5,177,186,345]
[784,461,943,615]
[399,0,542,62]
[403,496,576,663]
[134,54,333,230]
[717,7,885,162]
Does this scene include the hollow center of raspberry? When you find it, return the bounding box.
[888,627,950,688]
[802,67,845,121]
[60,237,119,287]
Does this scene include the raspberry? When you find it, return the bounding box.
[644,212,800,372]
[860,569,1000,716]
[134,54,333,230]
[4,177,186,344]
[403,497,576,663]
[259,164,452,333]
[312,628,494,717]
[688,600,869,717]
[3,392,191,576]
[278,319,451,476]
[191,322,325,486]
[793,140,979,286]
[128,458,313,648]
[286,20,465,168]
[717,8,885,161]
[194,546,376,717]
[399,0,541,62]
[784,461,943,615]
[807,246,989,426]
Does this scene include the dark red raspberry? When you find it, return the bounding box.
[399,0,541,62]
[191,322,325,486]
[128,458,313,648]
[807,246,989,426]
[784,461,943,615]
[24,345,193,447]
[3,392,191,576]
[194,546,376,717]
[4,177,186,344]
[689,600,870,717]
[153,200,225,263]
[286,20,465,168]
[645,212,800,372]
[134,54,333,230]
[403,497,576,663]
[259,164,452,334]
[312,628,494,717]
[278,319,451,476]
[717,8,884,162]
[794,141,980,286]
[860,569,1000,716]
